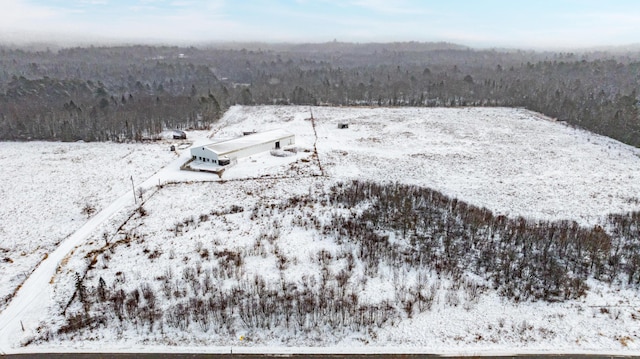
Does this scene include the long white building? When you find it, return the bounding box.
[190,129,295,165]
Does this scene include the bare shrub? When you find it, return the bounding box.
[81,203,96,218]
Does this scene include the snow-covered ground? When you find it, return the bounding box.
[2,105,640,355]
[200,105,640,223]
[0,141,177,312]
[41,180,640,354]
[193,105,640,225]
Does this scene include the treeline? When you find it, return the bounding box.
[43,181,640,341]
[0,65,222,141]
[1,43,639,144]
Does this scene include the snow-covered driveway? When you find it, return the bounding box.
[0,140,213,354]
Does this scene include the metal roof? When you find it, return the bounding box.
[204,129,294,155]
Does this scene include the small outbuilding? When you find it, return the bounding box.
[338,123,349,129]
[190,129,295,165]
[173,130,187,140]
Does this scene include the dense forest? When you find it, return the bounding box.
[0,42,639,145]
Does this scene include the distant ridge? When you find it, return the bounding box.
[201,41,469,53]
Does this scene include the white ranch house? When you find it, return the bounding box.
[190,129,295,165]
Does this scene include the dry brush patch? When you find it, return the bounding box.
[32,180,640,346]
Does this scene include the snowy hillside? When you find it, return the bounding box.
[3,105,640,355]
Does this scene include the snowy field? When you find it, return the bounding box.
[202,105,640,224]
[312,106,640,224]
[44,181,640,353]
[0,141,176,312]
[2,105,640,355]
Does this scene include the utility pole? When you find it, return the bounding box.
[131,176,136,204]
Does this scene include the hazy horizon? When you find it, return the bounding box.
[2,0,640,51]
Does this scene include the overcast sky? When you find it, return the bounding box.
[2,0,640,49]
